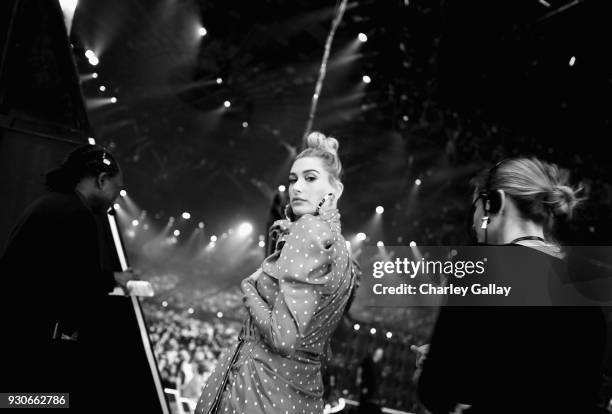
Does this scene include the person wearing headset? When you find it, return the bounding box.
[414,157,607,413]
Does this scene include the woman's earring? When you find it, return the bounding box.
[284,204,293,221]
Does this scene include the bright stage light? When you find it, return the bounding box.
[238,222,253,237]
[354,323,360,331]
[110,97,117,103]
[376,205,384,214]
[242,122,248,128]
[92,72,98,79]
[223,100,231,108]
[174,230,181,237]
[358,33,368,42]
[415,179,422,186]
[85,49,95,59]
[210,235,217,242]
[258,240,265,248]
[132,219,139,226]
[370,328,377,335]
[99,85,106,92]
[162,301,168,307]
[356,232,366,241]
[113,203,120,210]
[278,185,286,192]
[386,332,393,339]
[88,56,99,66]
[182,212,191,220]
[362,75,371,84]
[402,115,409,122]
[410,241,417,247]
[569,56,576,67]
[60,0,79,15]
[88,137,96,145]
[217,312,223,318]
[199,27,207,37]
[198,222,204,229]
[120,190,127,197]
[377,241,384,247]
[188,307,194,314]
[216,77,222,84]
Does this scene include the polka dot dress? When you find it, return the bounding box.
[196,209,356,414]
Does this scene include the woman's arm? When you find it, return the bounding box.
[241,215,334,355]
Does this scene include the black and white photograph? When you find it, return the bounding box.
[1,0,611,413]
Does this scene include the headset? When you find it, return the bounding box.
[471,159,505,243]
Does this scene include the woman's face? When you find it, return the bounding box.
[288,157,337,217]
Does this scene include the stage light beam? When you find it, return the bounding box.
[358,33,368,42]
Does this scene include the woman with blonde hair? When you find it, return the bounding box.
[196,132,357,414]
[416,157,607,414]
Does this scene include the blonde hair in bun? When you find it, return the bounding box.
[296,131,343,187]
[471,157,583,235]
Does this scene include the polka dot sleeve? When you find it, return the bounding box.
[240,214,335,356]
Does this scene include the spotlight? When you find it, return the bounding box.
[223,100,231,108]
[358,33,368,42]
[162,301,168,307]
[182,212,191,220]
[386,332,393,339]
[88,56,99,66]
[217,312,223,318]
[258,240,265,247]
[216,77,222,84]
[99,85,106,92]
[198,222,205,229]
[88,137,96,145]
[370,328,376,335]
[113,203,120,210]
[376,206,384,214]
[409,241,417,247]
[92,72,98,79]
[415,179,422,186]
[278,185,286,192]
[199,27,207,37]
[238,222,253,237]
[85,49,95,59]
[210,235,217,242]
[377,241,384,247]
[402,115,409,122]
[188,307,194,314]
[110,97,117,103]
[174,229,181,237]
[132,219,139,226]
[356,232,366,241]
[120,190,127,197]
[354,324,360,331]
[569,56,576,67]
[362,75,371,84]
[242,122,248,128]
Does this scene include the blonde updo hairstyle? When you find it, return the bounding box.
[295,131,343,190]
[472,157,582,235]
